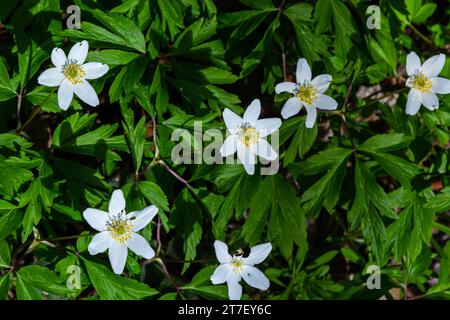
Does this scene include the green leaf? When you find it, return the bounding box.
[83,259,158,300]
[361,150,421,188]
[429,242,450,293]
[170,188,203,273]
[16,265,73,297]
[411,3,436,23]
[0,273,10,300]
[280,116,318,166]
[86,49,139,67]
[123,116,146,173]
[0,58,16,101]
[0,210,23,241]
[181,265,228,299]
[139,181,170,212]
[424,192,450,212]
[0,240,11,268]
[315,0,358,58]
[52,113,128,159]
[15,274,42,300]
[358,133,413,153]
[349,159,397,229]
[0,156,34,198]
[91,10,146,53]
[243,174,307,260]
[289,147,352,175]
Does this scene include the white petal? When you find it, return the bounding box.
[421,92,439,110]
[243,99,261,125]
[255,139,277,161]
[313,94,338,110]
[237,143,256,175]
[405,77,413,88]
[421,54,446,78]
[255,118,282,138]
[431,77,450,94]
[210,264,232,284]
[68,40,89,64]
[108,241,128,274]
[405,89,422,115]
[311,74,332,93]
[88,231,111,255]
[223,108,242,134]
[109,189,126,216]
[83,208,109,232]
[127,205,158,232]
[281,97,302,119]
[406,51,421,76]
[241,266,270,290]
[305,104,317,128]
[214,240,231,264]
[51,48,67,68]
[37,68,64,87]
[127,233,155,259]
[227,272,242,300]
[296,58,311,83]
[244,243,272,265]
[83,62,109,80]
[58,79,73,110]
[73,80,99,107]
[220,135,238,157]
[275,82,297,94]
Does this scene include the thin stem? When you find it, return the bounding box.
[141,116,161,176]
[158,160,192,189]
[408,23,433,46]
[38,233,89,242]
[341,81,353,114]
[403,283,408,300]
[156,258,180,293]
[16,88,24,130]
[164,258,215,264]
[281,45,287,81]
[19,88,56,132]
[156,217,162,256]
[152,116,160,159]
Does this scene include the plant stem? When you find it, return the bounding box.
[18,88,56,132]
[281,45,287,81]
[156,217,162,256]
[155,258,180,293]
[408,23,433,46]
[16,88,24,130]
[38,233,89,242]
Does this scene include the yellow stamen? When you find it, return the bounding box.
[230,256,244,273]
[296,83,318,105]
[239,125,259,148]
[410,72,432,93]
[63,62,85,84]
[107,216,132,244]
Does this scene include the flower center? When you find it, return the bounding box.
[63,61,85,84]
[106,212,132,244]
[296,83,318,105]
[410,72,432,93]
[230,256,244,273]
[238,123,259,148]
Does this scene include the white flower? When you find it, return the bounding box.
[404,51,450,115]
[275,58,338,128]
[83,189,158,275]
[220,99,281,175]
[37,40,109,110]
[210,240,272,300]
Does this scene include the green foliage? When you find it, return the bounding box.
[0,0,449,301]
